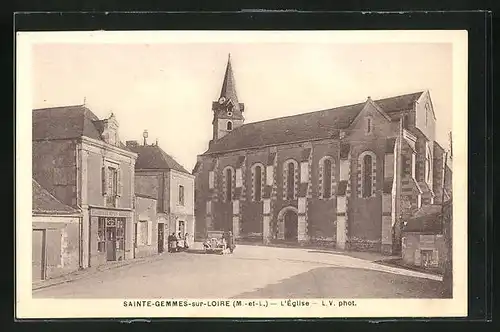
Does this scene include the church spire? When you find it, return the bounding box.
[210,54,245,144]
[219,53,240,109]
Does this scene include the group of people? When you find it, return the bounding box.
[168,232,190,253]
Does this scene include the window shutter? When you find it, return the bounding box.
[101,166,107,196]
[148,220,153,245]
[117,168,122,197]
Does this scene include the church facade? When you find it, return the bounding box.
[193,56,452,254]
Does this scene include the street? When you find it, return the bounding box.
[33,245,446,299]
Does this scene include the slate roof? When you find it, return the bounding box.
[128,144,190,174]
[32,105,131,150]
[403,204,443,233]
[32,179,79,214]
[220,55,240,111]
[375,92,424,116]
[33,105,102,141]
[204,92,424,154]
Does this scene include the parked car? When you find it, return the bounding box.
[203,231,227,254]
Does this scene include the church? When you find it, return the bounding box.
[193,55,452,254]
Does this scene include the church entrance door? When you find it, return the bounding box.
[284,210,298,241]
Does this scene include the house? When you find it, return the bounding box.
[134,193,159,257]
[127,137,195,251]
[32,179,82,281]
[193,55,452,254]
[33,105,137,269]
[401,202,451,273]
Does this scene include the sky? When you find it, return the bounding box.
[32,42,453,171]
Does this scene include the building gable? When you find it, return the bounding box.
[347,99,393,141]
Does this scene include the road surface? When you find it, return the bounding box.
[33,245,446,299]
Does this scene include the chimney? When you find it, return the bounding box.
[155,138,159,146]
[143,130,148,146]
[126,140,139,147]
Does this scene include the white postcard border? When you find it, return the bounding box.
[16,30,468,319]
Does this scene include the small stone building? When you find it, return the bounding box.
[134,194,160,257]
[127,138,195,248]
[32,179,82,281]
[33,105,138,269]
[401,204,448,273]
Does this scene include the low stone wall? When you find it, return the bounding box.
[346,238,382,253]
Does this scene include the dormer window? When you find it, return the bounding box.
[227,121,233,131]
[101,113,119,146]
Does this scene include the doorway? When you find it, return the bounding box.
[106,226,117,261]
[284,210,298,241]
[32,229,46,281]
[158,223,164,253]
[178,220,185,237]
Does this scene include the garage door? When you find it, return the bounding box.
[32,229,45,281]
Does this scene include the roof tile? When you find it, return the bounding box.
[128,144,190,174]
[204,92,424,154]
[32,179,79,214]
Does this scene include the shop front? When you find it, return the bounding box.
[88,206,134,267]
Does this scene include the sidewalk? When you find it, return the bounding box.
[32,252,168,291]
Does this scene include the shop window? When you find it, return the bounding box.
[421,249,433,268]
[97,218,106,252]
[116,218,125,250]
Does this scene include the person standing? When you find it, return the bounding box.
[169,232,178,253]
[184,233,190,250]
[227,230,235,254]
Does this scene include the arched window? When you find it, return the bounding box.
[362,155,372,198]
[358,151,377,198]
[283,159,298,201]
[319,156,335,200]
[287,162,295,200]
[425,142,432,183]
[227,121,233,131]
[323,159,332,199]
[254,165,262,201]
[224,167,233,202]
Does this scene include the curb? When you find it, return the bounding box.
[32,254,165,291]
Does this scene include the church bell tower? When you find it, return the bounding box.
[210,54,245,145]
